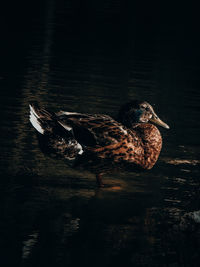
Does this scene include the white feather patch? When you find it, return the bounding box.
[58,121,72,131]
[29,105,39,118]
[76,143,84,155]
[58,111,81,116]
[29,105,44,134]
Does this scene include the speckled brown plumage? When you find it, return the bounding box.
[55,111,163,170]
[83,123,162,170]
[29,100,169,187]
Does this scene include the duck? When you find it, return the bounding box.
[29,100,169,187]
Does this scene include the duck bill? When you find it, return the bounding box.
[150,114,170,129]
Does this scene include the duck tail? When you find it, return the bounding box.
[29,103,54,135]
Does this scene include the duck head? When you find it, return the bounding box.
[118,100,169,129]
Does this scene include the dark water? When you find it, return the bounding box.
[0,1,200,266]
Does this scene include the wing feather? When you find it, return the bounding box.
[56,113,129,147]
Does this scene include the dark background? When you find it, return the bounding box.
[0,1,200,267]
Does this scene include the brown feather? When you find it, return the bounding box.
[90,123,162,170]
[30,101,168,187]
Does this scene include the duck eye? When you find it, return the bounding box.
[141,105,147,109]
[141,105,150,112]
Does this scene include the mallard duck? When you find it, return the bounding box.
[29,100,169,187]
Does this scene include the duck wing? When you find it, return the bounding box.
[56,111,129,147]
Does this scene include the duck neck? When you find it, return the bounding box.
[133,123,162,169]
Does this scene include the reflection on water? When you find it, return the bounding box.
[0,1,200,266]
[164,159,200,166]
[0,165,199,267]
[22,232,39,260]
